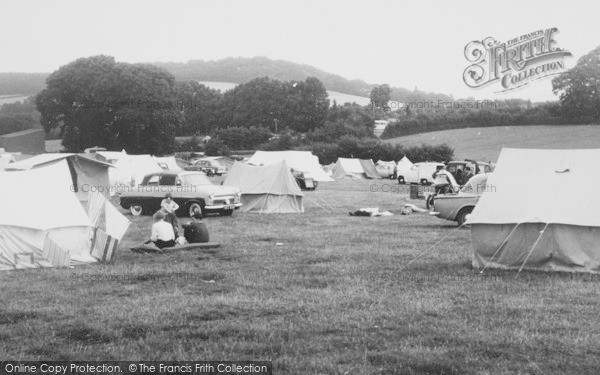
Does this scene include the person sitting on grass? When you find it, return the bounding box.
[182,208,210,243]
[160,192,180,236]
[150,210,176,249]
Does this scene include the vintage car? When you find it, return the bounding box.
[183,158,225,176]
[430,173,491,227]
[120,171,242,217]
[375,162,397,179]
[398,162,445,185]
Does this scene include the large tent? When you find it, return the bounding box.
[153,156,182,171]
[331,158,381,179]
[223,161,304,213]
[468,148,600,273]
[3,153,113,200]
[0,164,129,270]
[95,151,162,186]
[247,151,333,182]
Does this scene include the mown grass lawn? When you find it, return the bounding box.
[1,179,600,374]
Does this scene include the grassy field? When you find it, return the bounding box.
[384,125,600,162]
[2,178,600,374]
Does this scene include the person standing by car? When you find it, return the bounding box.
[182,208,210,243]
[150,211,176,249]
[432,166,451,194]
[161,193,180,236]
[462,167,474,185]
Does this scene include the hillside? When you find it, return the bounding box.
[384,125,600,162]
[0,57,452,104]
[198,81,371,106]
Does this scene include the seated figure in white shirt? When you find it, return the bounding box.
[160,193,180,236]
[150,210,176,249]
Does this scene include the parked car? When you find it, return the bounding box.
[446,159,492,185]
[397,162,445,185]
[120,171,242,217]
[430,173,491,226]
[375,163,396,179]
[184,158,226,176]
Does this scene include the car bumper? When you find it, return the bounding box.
[204,202,243,210]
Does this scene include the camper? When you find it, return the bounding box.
[397,162,445,185]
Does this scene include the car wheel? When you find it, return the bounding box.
[221,209,234,216]
[456,207,474,228]
[188,202,203,218]
[398,176,405,184]
[420,179,429,185]
[130,204,143,216]
[426,195,434,210]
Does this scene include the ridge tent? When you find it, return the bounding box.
[95,151,162,187]
[359,159,382,179]
[3,153,113,200]
[332,158,382,179]
[396,156,414,176]
[247,151,333,182]
[468,148,600,273]
[223,161,304,213]
[0,165,96,270]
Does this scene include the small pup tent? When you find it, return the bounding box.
[468,148,600,273]
[248,151,333,182]
[223,161,304,213]
[332,158,381,179]
[3,153,113,200]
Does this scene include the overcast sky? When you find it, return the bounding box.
[1,0,598,101]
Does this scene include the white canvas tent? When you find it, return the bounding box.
[468,148,600,273]
[0,164,129,271]
[153,156,182,171]
[3,153,113,200]
[396,156,413,176]
[0,165,96,270]
[332,158,381,179]
[95,151,162,186]
[248,151,333,182]
[223,161,304,213]
[0,151,15,170]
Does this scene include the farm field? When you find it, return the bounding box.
[384,125,600,162]
[1,178,600,374]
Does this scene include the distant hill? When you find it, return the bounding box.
[0,73,47,96]
[384,125,600,162]
[158,57,452,103]
[0,56,453,104]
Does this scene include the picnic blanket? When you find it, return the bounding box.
[131,242,221,253]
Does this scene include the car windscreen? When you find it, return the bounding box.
[181,173,213,186]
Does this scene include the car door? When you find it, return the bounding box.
[407,164,420,183]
